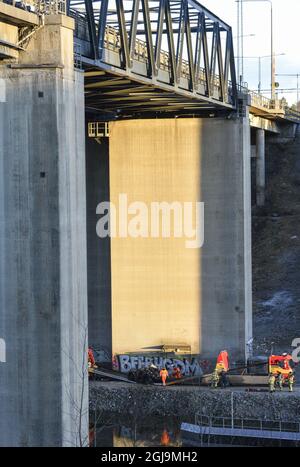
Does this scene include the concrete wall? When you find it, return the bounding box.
[108,117,252,360]
[0,16,88,447]
[0,22,18,59]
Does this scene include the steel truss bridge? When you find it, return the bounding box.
[67,0,237,118]
[1,0,300,121]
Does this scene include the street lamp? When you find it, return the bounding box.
[237,0,275,101]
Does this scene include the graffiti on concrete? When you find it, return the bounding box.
[117,354,203,376]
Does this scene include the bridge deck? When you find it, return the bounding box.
[71,0,237,118]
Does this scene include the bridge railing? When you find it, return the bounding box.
[69,0,237,109]
[249,90,275,111]
[195,413,300,434]
[102,24,226,99]
[34,0,66,15]
[2,0,66,15]
[238,84,300,120]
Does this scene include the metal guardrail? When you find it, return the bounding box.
[34,0,66,15]
[103,25,227,100]
[88,122,109,138]
[195,414,300,434]
[238,83,300,120]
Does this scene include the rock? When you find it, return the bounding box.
[89,382,300,423]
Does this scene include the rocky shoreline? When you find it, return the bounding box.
[90,382,300,422]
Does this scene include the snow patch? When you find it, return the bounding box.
[261,291,294,309]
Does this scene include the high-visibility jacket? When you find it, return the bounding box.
[160,369,168,380]
[173,367,182,379]
[88,348,95,366]
[216,351,229,372]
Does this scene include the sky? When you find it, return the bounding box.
[200,0,300,105]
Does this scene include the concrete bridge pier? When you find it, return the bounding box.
[88,109,253,362]
[256,128,266,206]
[0,16,88,446]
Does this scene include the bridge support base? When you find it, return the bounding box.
[0,16,88,447]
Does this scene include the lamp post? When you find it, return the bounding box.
[275,73,300,110]
[234,33,255,86]
[238,0,275,100]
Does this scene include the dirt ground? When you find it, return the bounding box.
[252,131,300,363]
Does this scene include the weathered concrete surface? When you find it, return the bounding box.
[86,133,112,361]
[90,382,300,422]
[0,22,19,59]
[250,114,280,134]
[256,129,266,207]
[0,16,88,447]
[108,116,252,360]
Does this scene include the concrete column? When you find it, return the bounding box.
[108,114,252,361]
[0,16,88,446]
[86,133,112,361]
[256,128,266,206]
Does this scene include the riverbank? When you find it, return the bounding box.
[90,382,300,422]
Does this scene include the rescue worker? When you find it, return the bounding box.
[220,370,229,388]
[282,353,292,371]
[269,373,276,393]
[88,347,95,366]
[288,372,295,392]
[160,367,169,386]
[211,370,220,388]
[88,347,98,376]
[216,350,229,373]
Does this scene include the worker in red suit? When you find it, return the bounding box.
[216,350,229,372]
[282,353,292,371]
[172,366,182,379]
[88,347,98,377]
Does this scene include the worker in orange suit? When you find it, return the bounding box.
[160,367,169,386]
